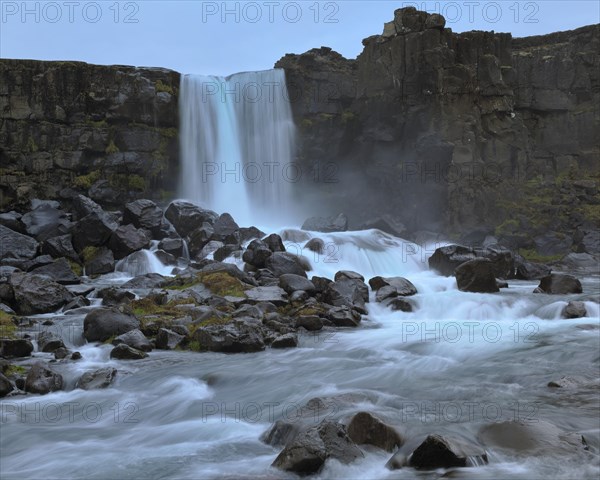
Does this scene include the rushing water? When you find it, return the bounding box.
[179,69,297,228]
[1,228,599,480]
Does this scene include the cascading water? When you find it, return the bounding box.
[179,69,297,227]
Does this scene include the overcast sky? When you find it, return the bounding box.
[1,1,599,75]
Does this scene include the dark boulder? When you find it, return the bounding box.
[41,234,79,261]
[239,226,266,242]
[0,339,34,358]
[113,329,152,352]
[37,331,65,352]
[242,239,273,269]
[302,213,348,233]
[279,274,316,294]
[561,301,587,319]
[193,322,265,353]
[108,224,150,259]
[0,225,38,262]
[429,244,514,279]
[263,233,286,252]
[71,210,118,252]
[265,252,310,278]
[384,297,413,312]
[455,259,500,293]
[534,274,583,294]
[97,287,135,306]
[295,315,323,331]
[63,295,91,311]
[324,279,368,314]
[187,223,214,258]
[0,211,24,233]
[9,273,73,314]
[25,362,63,395]
[83,307,140,342]
[515,256,551,280]
[121,273,166,289]
[30,258,80,285]
[158,237,185,258]
[155,328,186,350]
[165,201,218,237]
[77,367,117,390]
[261,420,301,447]
[326,306,362,327]
[212,213,239,239]
[304,238,325,255]
[21,203,71,241]
[271,333,298,348]
[408,434,488,469]
[360,215,406,238]
[369,276,417,296]
[110,344,148,360]
[0,373,13,397]
[347,412,403,452]
[84,247,115,275]
[122,199,164,234]
[244,286,288,306]
[272,421,363,474]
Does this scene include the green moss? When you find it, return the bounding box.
[131,297,199,325]
[3,364,26,376]
[81,246,100,263]
[341,110,356,124]
[300,118,314,129]
[188,340,202,352]
[198,272,247,298]
[0,311,16,338]
[107,173,146,192]
[86,119,108,128]
[576,204,600,224]
[105,140,120,155]
[161,127,178,139]
[155,80,175,95]
[73,170,101,190]
[318,113,334,121]
[27,136,38,153]
[519,248,563,264]
[104,335,116,345]
[494,218,519,237]
[67,259,83,277]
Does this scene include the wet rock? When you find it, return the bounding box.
[63,295,90,312]
[455,259,500,293]
[375,285,398,302]
[304,238,325,255]
[164,201,218,237]
[8,272,73,314]
[21,202,71,241]
[25,362,63,394]
[198,240,225,259]
[384,298,413,312]
[311,276,332,293]
[245,286,288,306]
[0,211,24,233]
[561,301,587,319]
[121,273,166,289]
[29,258,80,285]
[496,279,509,289]
[187,223,214,258]
[239,226,265,242]
[272,421,363,474]
[212,213,239,239]
[534,274,583,294]
[0,339,34,358]
[408,434,488,469]
[213,245,241,262]
[37,331,65,352]
[347,411,403,452]
[478,420,587,456]
[110,344,148,360]
[193,322,265,353]
[41,234,79,261]
[261,420,301,447]
[0,373,14,397]
[158,237,185,258]
[84,247,115,276]
[369,276,417,296]
[97,287,135,306]
[242,239,273,269]
[108,224,150,259]
[547,376,583,388]
[0,225,39,262]
[429,245,514,279]
[271,333,298,348]
[360,215,406,237]
[514,255,551,280]
[155,328,186,350]
[295,315,323,331]
[279,274,316,294]
[113,329,152,352]
[324,279,368,314]
[301,213,348,233]
[122,199,163,234]
[71,210,118,252]
[53,347,69,359]
[77,367,117,390]
[71,351,82,360]
[83,307,140,342]
[263,233,286,252]
[326,306,361,327]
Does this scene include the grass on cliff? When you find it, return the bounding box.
[166,272,247,298]
[0,311,17,339]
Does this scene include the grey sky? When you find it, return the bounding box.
[1,1,599,75]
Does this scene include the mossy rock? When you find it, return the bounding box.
[0,311,17,338]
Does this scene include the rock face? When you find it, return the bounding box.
[276,10,599,247]
[0,59,179,211]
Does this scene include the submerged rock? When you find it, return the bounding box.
[77,367,117,390]
[561,301,587,319]
[407,434,488,469]
[301,213,348,233]
[347,411,403,452]
[455,259,500,293]
[109,344,148,360]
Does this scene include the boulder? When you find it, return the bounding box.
[272,421,363,474]
[429,244,514,279]
[41,234,79,261]
[121,273,166,289]
[83,307,140,342]
[155,328,186,350]
[9,273,72,314]
[347,412,403,452]
[29,258,80,285]
[193,322,265,353]
[0,211,24,233]
[455,259,500,293]
[77,367,117,390]
[84,247,115,275]
[157,237,185,258]
[561,301,587,319]
[295,315,323,331]
[304,238,325,255]
[369,276,417,296]
[0,225,38,262]
[384,297,413,312]
[301,213,348,233]
[263,233,286,252]
[279,274,316,294]
[265,252,310,278]
[110,344,148,360]
[271,333,298,348]
[515,256,551,280]
[261,420,301,447]
[108,224,150,259]
[24,362,63,395]
[21,203,71,241]
[71,210,118,252]
[187,223,215,257]
[164,201,218,237]
[242,239,273,269]
[212,213,239,239]
[63,295,91,311]
[244,286,288,306]
[37,331,65,352]
[0,339,34,358]
[213,245,241,262]
[408,434,488,469]
[113,329,152,352]
[239,226,266,242]
[534,274,583,294]
[72,194,102,221]
[360,215,406,237]
[324,280,368,314]
[122,199,164,234]
[326,306,361,327]
[0,373,13,397]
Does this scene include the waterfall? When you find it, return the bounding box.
[179,69,297,227]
